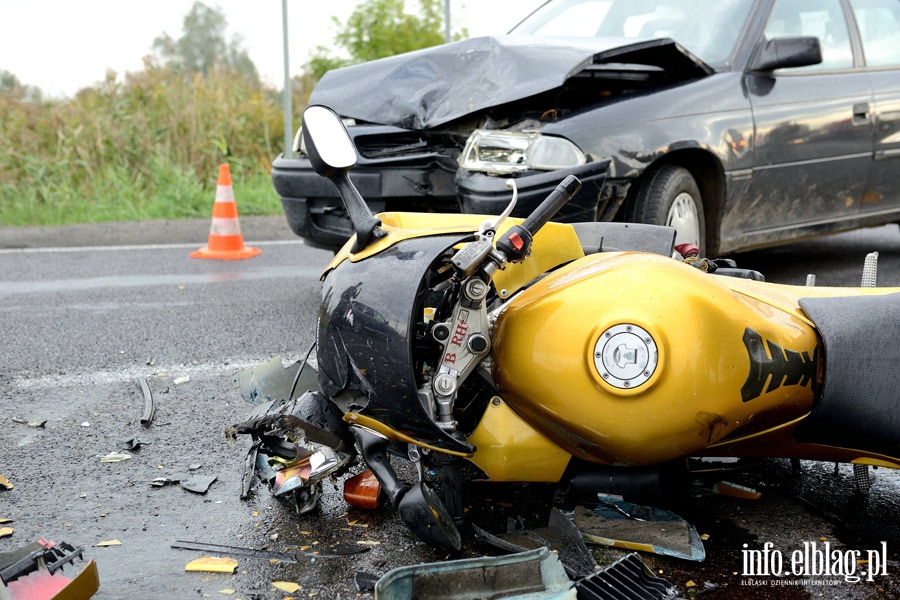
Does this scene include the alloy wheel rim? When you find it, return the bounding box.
[667,192,701,247]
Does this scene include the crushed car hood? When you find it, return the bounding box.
[309,35,713,130]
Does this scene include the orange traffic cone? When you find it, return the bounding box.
[190,164,262,260]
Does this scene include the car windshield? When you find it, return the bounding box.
[510,0,755,67]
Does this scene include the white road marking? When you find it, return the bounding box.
[0,239,307,255]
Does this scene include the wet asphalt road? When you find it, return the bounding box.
[2,217,900,599]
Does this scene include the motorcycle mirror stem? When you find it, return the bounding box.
[302,105,384,252]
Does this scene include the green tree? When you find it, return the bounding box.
[0,70,19,93]
[0,69,41,101]
[153,1,258,80]
[306,0,466,82]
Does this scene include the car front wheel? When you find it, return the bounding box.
[629,165,706,254]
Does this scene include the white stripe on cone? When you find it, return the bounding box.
[215,185,236,203]
[209,217,242,236]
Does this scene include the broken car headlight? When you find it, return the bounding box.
[459,130,586,174]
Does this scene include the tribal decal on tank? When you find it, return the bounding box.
[741,328,818,402]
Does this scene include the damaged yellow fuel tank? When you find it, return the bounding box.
[491,251,822,466]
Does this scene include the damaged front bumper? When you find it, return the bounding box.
[273,155,458,250]
[272,132,617,250]
[457,159,614,223]
[272,122,461,250]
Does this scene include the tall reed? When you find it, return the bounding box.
[0,63,293,226]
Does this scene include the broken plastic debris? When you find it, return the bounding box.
[0,539,100,599]
[95,539,121,547]
[0,527,13,539]
[272,581,301,593]
[575,552,677,599]
[233,355,305,405]
[375,548,571,599]
[81,422,90,427]
[181,474,217,494]
[573,497,706,561]
[184,556,238,573]
[0,474,11,490]
[27,420,47,428]
[355,572,380,594]
[150,477,181,488]
[473,508,597,579]
[138,376,155,426]
[218,590,236,596]
[173,375,190,385]
[98,451,132,463]
[119,438,142,452]
[712,481,761,500]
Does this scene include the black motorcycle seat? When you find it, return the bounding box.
[795,293,900,459]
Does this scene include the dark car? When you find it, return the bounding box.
[272,0,900,254]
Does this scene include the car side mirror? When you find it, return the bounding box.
[302,105,384,253]
[748,36,822,72]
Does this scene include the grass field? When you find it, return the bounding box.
[0,162,281,226]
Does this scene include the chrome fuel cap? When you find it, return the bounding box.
[593,323,658,390]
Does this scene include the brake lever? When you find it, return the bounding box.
[481,179,518,235]
[453,179,518,277]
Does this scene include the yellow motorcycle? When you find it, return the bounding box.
[235,105,900,553]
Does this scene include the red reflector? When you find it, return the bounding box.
[508,232,524,251]
[674,243,700,258]
[343,470,380,509]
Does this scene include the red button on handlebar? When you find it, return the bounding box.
[508,232,524,251]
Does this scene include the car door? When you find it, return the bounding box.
[742,0,874,239]
[848,0,900,217]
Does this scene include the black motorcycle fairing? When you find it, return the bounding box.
[796,293,900,458]
[317,234,475,454]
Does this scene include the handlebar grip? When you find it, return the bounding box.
[520,175,582,236]
[495,175,582,262]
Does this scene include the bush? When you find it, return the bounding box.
[0,64,285,226]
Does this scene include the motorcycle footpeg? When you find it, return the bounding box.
[398,481,462,553]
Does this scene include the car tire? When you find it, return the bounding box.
[630,165,706,254]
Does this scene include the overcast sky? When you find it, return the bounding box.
[0,0,545,98]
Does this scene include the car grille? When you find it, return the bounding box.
[355,132,462,160]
